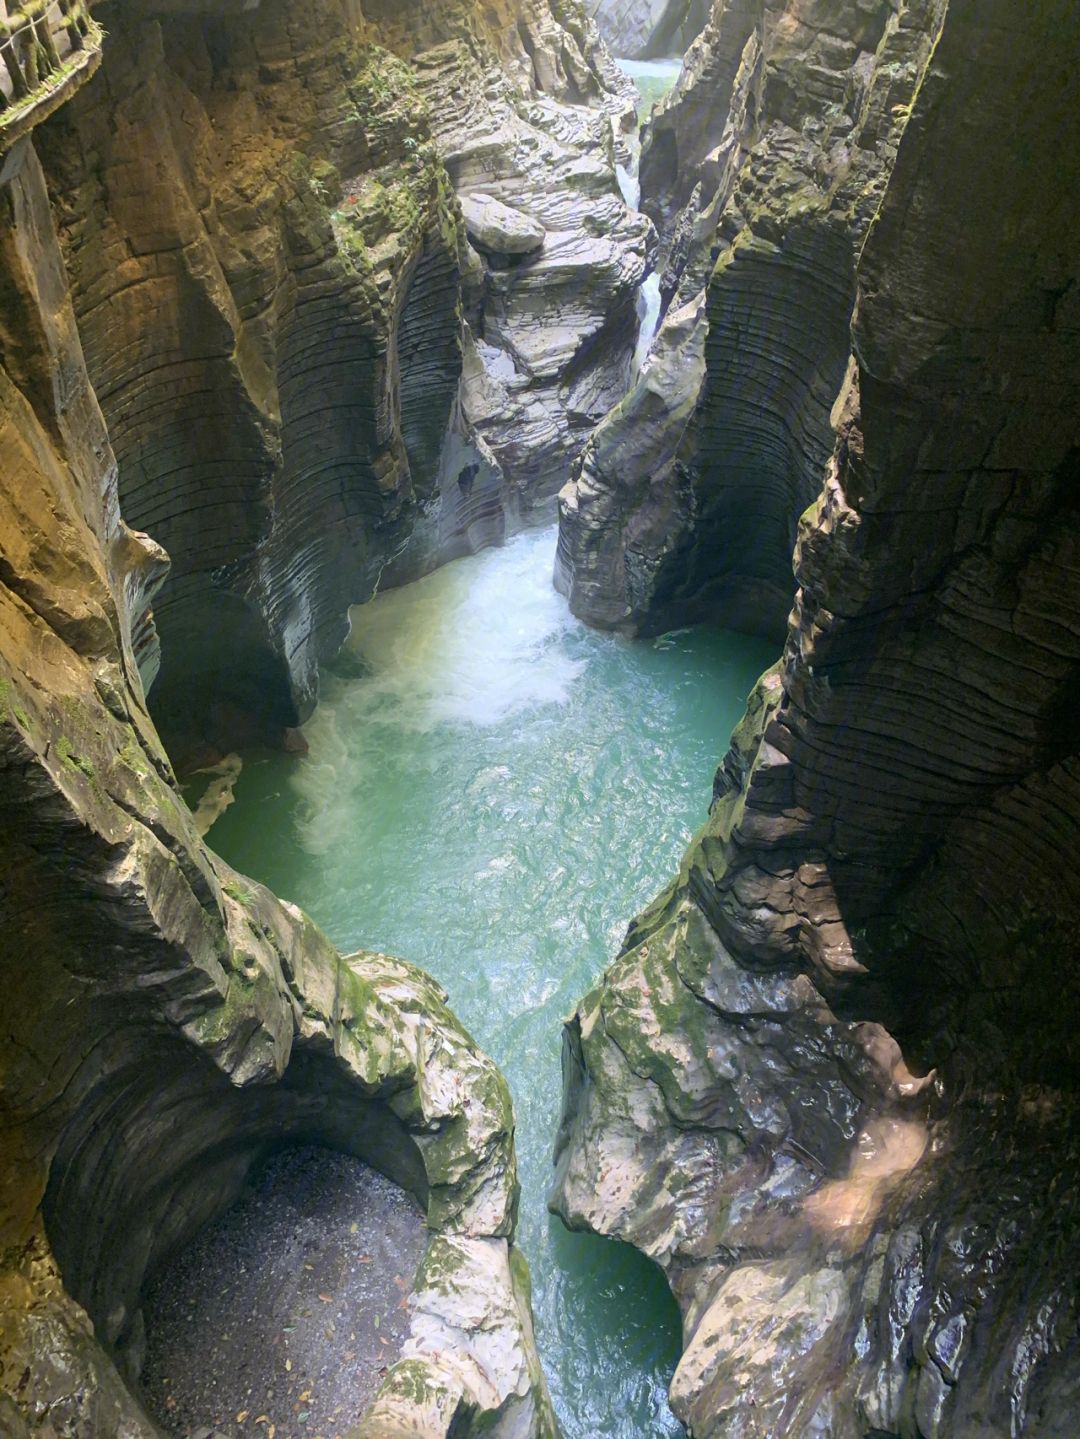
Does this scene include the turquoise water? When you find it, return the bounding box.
[208,527,775,1438]
[617,57,684,122]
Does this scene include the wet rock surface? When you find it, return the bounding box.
[141,1147,426,1439]
[556,0,947,643]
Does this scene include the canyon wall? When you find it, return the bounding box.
[591,0,710,61]
[33,0,643,762]
[0,2,615,1432]
[552,0,1080,1434]
[0,122,556,1438]
[556,0,946,643]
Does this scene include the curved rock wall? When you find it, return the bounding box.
[552,0,1080,1434]
[556,0,946,643]
[0,116,554,1439]
[33,0,644,759]
[34,0,464,762]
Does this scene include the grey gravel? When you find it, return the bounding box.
[140,1146,427,1439]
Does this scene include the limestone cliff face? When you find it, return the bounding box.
[556,0,945,643]
[33,0,464,759]
[591,0,709,61]
[552,1,1080,1434]
[33,0,643,759]
[378,0,650,584]
[0,35,556,1439]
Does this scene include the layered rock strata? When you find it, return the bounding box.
[556,0,946,644]
[32,0,644,759]
[552,1,1080,1434]
[380,6,650,583]
[0,115,555,1439]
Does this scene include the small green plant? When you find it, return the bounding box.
[221,879,255,906]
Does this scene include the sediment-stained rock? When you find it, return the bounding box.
[556,0,946,643]
[552,1,1080,1434]
[0,119,555,1439]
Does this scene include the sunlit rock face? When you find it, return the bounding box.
[35,0,645,760]
[551,1,1080,1434]
[591,0,710,61]
[556,0,946,644]
[0,98,554,1439]
[35,0,464,762]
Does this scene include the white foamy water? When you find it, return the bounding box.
[293,531,584,854]
[350,530,584,729]
[633,272,663,375]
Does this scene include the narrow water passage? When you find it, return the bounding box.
[209,529,775,1437]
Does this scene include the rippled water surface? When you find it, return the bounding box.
[209,528,775,1438]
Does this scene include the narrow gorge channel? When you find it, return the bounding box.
[2,0,1079,1437]
[201,527,774,1436]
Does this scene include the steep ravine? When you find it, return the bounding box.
[203,524,776,1436]
[556,0,948,644]
[3,1,1079,1438]
[0,118,555,1438]
[35,0,647,764]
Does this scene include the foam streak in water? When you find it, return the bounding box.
[633,272,663,376]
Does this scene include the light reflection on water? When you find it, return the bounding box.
[208,527,776,1438]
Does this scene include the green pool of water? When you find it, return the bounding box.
[616,57,684,121]
[208,526,775,1438]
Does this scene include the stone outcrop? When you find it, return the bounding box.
[552,0,1080,1434]
[383,11,649,583]
[556,0,946,644]
[461,193,547,256]
[0,102,554,1439]
[591,0,709,61]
